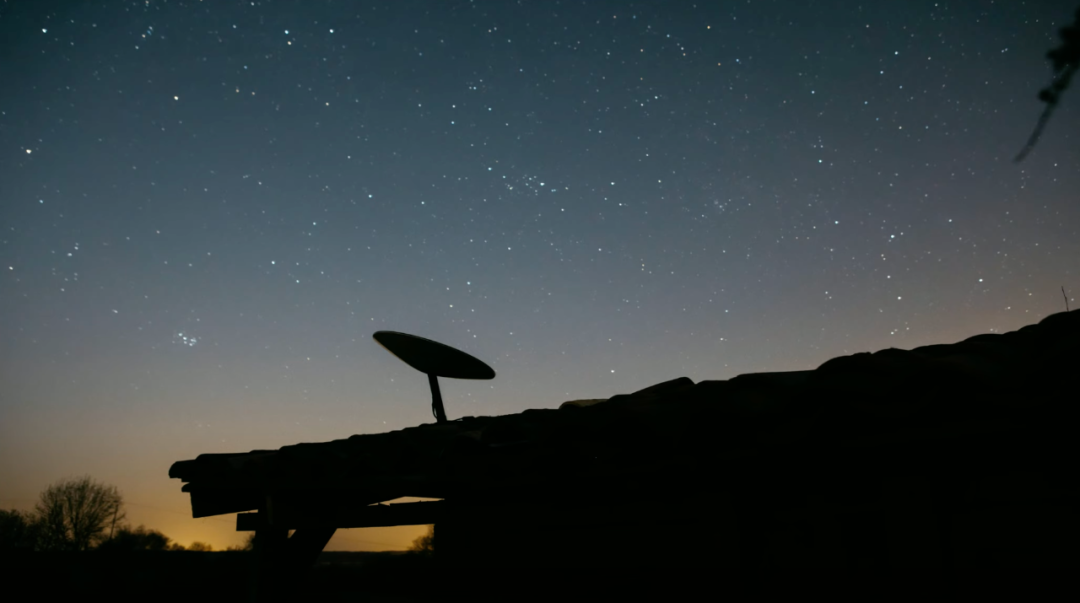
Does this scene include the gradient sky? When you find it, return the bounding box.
[2,0,1077,551]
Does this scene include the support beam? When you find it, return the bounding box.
[238,500,445,531]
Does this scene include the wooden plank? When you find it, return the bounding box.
[238,500,445,531]
[189,488,261,518]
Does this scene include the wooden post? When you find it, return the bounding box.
[247,494,339,602]
[249,527,337,601]
[250,526,289,602]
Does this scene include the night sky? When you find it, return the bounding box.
[2,0,1077,551]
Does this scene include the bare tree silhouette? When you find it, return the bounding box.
[225,532,256,551]
[34,476,125,551]
[408,525,435,554]
[0,509,42,551]
[1016,6,1080,162]
[97,524,173,551]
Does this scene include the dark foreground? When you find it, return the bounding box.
[3,548,1072,602]
[3,551,438,602]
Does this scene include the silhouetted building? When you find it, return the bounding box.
[170,310,1080,596]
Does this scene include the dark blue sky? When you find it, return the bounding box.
[1,0,1077,550]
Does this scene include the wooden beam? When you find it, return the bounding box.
[238,500,444,531]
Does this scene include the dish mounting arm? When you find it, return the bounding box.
[428,373,447,423]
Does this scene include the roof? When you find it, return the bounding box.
[170,310,1080,518]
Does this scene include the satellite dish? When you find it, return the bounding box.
[373,331,495,423]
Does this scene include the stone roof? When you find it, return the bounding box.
[170,310,1080,518]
